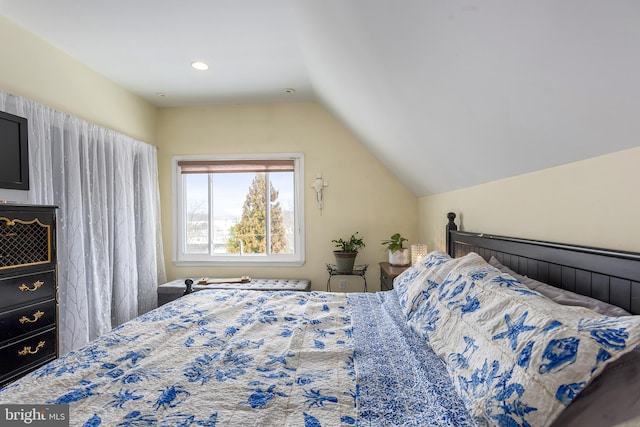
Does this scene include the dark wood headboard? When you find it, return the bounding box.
[445,212,640,314]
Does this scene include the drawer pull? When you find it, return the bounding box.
[19,280,44,292]
[18,341,46,356]
[19,310,45,324]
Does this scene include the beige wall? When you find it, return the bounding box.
[156,103,419,291]
[0,15,156,144]
[1,15,419,291]
[419,146,640,254]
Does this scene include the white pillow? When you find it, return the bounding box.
[407,252,640,426]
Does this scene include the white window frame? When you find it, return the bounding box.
[172,153,305,267]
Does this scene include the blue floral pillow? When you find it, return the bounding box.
[394,251,457,319]
[406,252,640,426]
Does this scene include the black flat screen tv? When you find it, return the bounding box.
[0,110,29,190]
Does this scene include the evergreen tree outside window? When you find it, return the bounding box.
[173,154,305,266]
[226,173,288,254]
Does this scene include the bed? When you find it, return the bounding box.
[0,212,639,426]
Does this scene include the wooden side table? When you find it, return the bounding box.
[379,262,410,291]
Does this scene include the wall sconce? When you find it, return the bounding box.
[411,244,429,264]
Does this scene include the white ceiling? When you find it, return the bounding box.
[0,0,315,105]
[1,1,639,197]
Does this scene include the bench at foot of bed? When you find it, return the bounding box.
[157,278,312,306]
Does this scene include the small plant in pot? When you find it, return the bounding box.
[332,232,365,272]
[382,233,410,266]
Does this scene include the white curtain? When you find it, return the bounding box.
[0,89,166,355]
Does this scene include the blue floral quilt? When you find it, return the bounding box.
[0,289,470,426]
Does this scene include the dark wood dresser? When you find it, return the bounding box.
[0,204,57,386]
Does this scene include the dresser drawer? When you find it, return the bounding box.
[381,269,393,291]
[0,299,56,344]
[0,328,57,382]
[379,262,409,291]
[0,270,56,310]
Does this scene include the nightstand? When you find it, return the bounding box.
[379,262,409,291]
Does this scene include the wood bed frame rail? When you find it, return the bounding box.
[445,212,640,314]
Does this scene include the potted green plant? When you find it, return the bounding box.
[382,233,410,266]
[332,232,365,272]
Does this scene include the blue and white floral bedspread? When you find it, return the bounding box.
[0,290,469,426]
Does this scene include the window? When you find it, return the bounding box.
[173,153,305,266]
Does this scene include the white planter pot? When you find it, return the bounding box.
[388,248,410,266]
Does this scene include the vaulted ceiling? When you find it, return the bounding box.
[1,1,638,197]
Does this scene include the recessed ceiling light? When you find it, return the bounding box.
[155,92,167,97]
[283,88,296,94]
[191,61,209,71]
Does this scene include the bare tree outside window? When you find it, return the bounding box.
[186,199,208,253]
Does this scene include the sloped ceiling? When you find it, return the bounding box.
[1,1,639,197]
